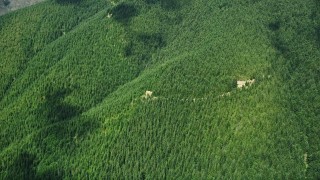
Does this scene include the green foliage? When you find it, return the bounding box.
[0,0,319,179]
[55,0,82,4]
[145,0,181,10]
[38,87,82,122]
[110,3,138,24]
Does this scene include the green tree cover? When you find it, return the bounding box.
[0,0,319,179]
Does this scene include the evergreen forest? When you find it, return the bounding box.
[0,0,320,179]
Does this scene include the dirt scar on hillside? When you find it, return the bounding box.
[140,79,257,102]
[0,0,45,16]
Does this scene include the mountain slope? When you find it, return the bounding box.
[0,0,319,179]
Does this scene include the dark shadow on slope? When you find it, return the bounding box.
[2,0,10,6]
[39,88,82,123]
[5,151,64,179]
[30,116,100,179]
[271,36,289,55]
[37,169,64,180]
[110,3,138,24]
[137,33,166,48]
[0,77,14,103]
[268,20,281,31]
[29,113,100,178]
[34,115,100,152]
[310,10,320,47]
[124,32,166,70]
[124,33,166,56]
[268,20,286,54]
[315,26,320,46]
[6,151,37,179]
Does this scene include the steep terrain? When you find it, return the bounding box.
[0,0,319,179]
[0,0,45,16]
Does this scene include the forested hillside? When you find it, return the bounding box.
[0,0,319,179]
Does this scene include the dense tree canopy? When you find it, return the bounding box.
[0,0,319,179]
